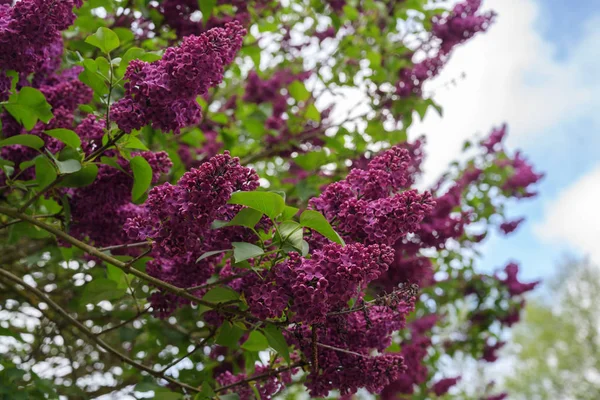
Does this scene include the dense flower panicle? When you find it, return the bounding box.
[410,314,439,336]
[497,262,540,296]
[332,190,434,246]
[481,124,507,153]
[0,106,75,184]
[259,243,395,324]
[306,349,407,397]
[432,0,495,54]
[244,69,311,120]
[315,26,336,42]
[482,340,505,363]
[326,0,346,12]
[499,217,525,235]
[158,0,270,38]
[124,152,259,313]
[432,377,461,396]
[501,152,544,198]
[396,55,445,98]
[126,151,259,245]
[216,362,295,400]
[111,21,246,133]
[38,67,93,112]
[67,151,172,248]
[0,0,80,74]
[310,145,434,247]
[486,393,508,400]
[382,335,431,397]
[346,146,412,199]
[177,129,222,169]
[0,71,10,101]
[377,252,434,292]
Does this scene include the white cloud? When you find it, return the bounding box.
[410,0,600,184]
[535,164,600,265]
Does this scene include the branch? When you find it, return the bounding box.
[0,206,268,322]
[0,267,200,394]
[159,328,216,374]
[98,241,150,252]
[316,342,369,358]
[184,272,250,293]
[96,307,152,336]
[18,131,126,212]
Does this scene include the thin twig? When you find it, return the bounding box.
[184,272,250,293]
[96,307,152,337]
[0,268,200,394]
[316,342,369,358]
[18,131,126,212]
[0,206,275,323]
[98,241,150,252]
[215,362,306,393]
[159,328,216,374]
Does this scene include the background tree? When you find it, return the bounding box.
[504,258,600,400]
[0,0,541,399]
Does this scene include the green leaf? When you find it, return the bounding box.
[278,221,303,251]
[263,324,290,364]
[281,206,299,221]
[113,27,135,44]
[106,264,129,290]
[241,331,269,352]
[44,129,81,149]
[117,47,144,76]
[81,278,126,305]
[212,207,263,230]
[216,321,244,348]
[35,157,57,188]
[195,382,216,400]
[85,27,120,53]
[202,287,240,304]
[228,191,285,220]
[343,5,359,20]
[100,156,128,174]
[54,159,82,175]
[232,242,264,263]
[123,136,149,151]
[79,59,108,95]
[196,249,230,262]
[305,103,321,122]
[0,134,45,150]
[130,156,152,202]
[0,326,22,341]
[288,81,310,102]
[300,210,345,245]
[4,87,53,130]
[60,164,99,187]
[198,0,217,23]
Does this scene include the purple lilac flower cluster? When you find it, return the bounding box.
[381,316,436,398]
[247,243,395,323]
[243,69,312,130]
[124,152,259,315]
[432,0,496,54]
[309,145,435,246]
[395,0,494,98]
[0,0,81,74]
[216,361,297,399]
[66,146,172,249]
[111,22,246,133]
[497,262,540,297]
[158,0,271,39]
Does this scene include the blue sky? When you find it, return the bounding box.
[410,0,600,282]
